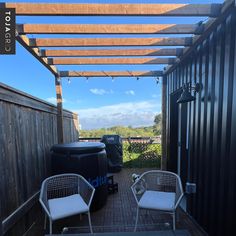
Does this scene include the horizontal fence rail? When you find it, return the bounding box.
[0,83,79,235]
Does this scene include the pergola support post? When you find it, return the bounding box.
[161,75,167,170]
[55,76,64,143]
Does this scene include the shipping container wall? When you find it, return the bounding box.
[165,13,236,236]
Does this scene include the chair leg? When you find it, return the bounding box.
[175,207,179,222]
[44,213,47,230]
[49,219,53,234]
[172,212,176,231]
[134,207,139,232]
[88,211,93,233]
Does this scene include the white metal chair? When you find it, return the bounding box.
[131,170,183,231]
[39,173,95,234]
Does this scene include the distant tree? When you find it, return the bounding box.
[153,113,162,135]
[154,114,162,125]
[79,125,156,138]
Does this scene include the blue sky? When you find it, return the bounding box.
[0,0,223,129]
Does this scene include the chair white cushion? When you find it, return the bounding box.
[48,194,89,220]
[138,190,175,211]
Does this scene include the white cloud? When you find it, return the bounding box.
[90,88,113,95]
[46,97,67,104]
[73,100,161,130]
[125,90,135,96]
[152,94,161,98]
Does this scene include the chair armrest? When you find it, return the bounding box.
[78,176,95,208]
[39,182,51,218]
[174,176,184,209]
[174,192,184,209]
[131,177,146,204]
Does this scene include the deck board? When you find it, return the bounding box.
[27,169,206,236]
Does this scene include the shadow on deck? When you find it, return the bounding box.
[29,169,206,236]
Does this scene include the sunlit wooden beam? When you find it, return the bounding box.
[42,48,183,57]
[48,57,176,65]
[59,71,163,77]
[16,34,58,76]
[6,3,222,17]
[30,37,192,47]
[17,24,203,35]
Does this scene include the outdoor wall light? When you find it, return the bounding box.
[177,82,201,104]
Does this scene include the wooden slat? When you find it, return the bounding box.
[49,57,176,65]
[42,48,183,57]
[2,192,39,234]
[0,82,75,118]
[0,83,78,235]
[59,71,163,77]
[17,24,202,35]
[30,37,192,47]
[165,0,236,74]
[16,34,58,76]
[6,3,222,17]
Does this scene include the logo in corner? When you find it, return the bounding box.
[0,7,16,55]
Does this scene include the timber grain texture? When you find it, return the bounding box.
[0,83,78,235]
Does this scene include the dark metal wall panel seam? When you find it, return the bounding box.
[215,20,225,235]
[202,37,210,231]
[189,55,197,214]
[217,15,235,235]
[206,30,217,236]
[195,44,203,223]
[227,11,236,235]
[222,13,236,236]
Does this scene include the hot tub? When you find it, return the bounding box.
[51,142,108,211]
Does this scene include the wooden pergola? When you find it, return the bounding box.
[2,1,234,169]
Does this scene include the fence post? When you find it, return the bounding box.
[55,76,64,143]
[161,75,167,170]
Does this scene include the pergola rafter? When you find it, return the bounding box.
[16,34,58,76]
[5,3,222,17]
[59,71,163,78]
[17,23,203,35]
[29,37,193,47]
[48,57,176,65]
[41,48,183,57]
[2,0,234,145]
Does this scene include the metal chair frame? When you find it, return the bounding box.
[131,170,184,231]
[39,173,95,234]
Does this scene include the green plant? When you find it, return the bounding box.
[123,142,161,168]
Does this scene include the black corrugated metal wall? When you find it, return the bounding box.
[165,11,236,236]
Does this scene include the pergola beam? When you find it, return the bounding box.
[17,24,203,35]
[49,57,176,65]
[59,71,163,78]
[29,37,192,47]
[165,0,236,74]
[5,3,222,17]
[42,48,183,57]
[16,34,58,76]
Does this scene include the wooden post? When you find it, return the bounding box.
[161,75,167,170]
[55,76,64,143]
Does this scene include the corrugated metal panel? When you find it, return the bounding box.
[165,12,236,236]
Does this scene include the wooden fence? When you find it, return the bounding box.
[0,82,79,235]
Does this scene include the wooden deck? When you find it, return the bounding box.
[28,169,206,236]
